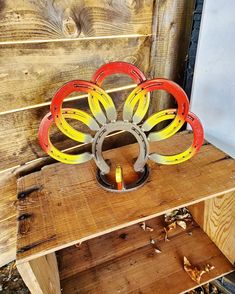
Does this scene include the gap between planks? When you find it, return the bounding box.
[0,34,152,46]
[0,129,126,176]
[0,84,136,116]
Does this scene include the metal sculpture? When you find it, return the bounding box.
[39,62,204,192]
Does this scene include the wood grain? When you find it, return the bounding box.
[0,36,150,112]
[61,225,233,294]
[188,201,205,228]
[0,0,153,42]
[189,193,235,264]
[149,0,195,114]
[0,88,137,172]
[0,172,17,266]
[58,216,194,280]
[204,193,235,264]
[16,132,235,263]
[17,252,61,294]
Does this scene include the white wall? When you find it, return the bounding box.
[190,0,235,158]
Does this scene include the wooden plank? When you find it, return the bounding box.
[0,0,153,42]
[16,132,235,263]
[0,172,17,267]
[17,252,61,294]
[203,193,235,264]
[149,0,195,114]
[0,88,136,172]
[61,226,233,294]
[188,201,204,228]
[190,193,235,265]
[0,36,150,112]
[58,216,195,280]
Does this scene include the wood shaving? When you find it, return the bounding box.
[75,242,82,248]
[164,221,177,241]
[177,220,187,230]
[150,238,156,245]
[140,222,153,232]
[154,247,162,254]
[183,256,215,284]
[146,226,154,232]
[150,238,161,254]
[140,222,146,231]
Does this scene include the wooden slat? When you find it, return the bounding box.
[17,252,61,294]
[16,132,235,263]
[149,0,195,114]
[58,216,195,280]
[0,36,150,112]
[61,225,233,294]
[190,193,235,264]
[0,0,153,42]
[0,172,17,266]
[0,88,136,171]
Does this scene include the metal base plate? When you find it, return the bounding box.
[96,164,150,193]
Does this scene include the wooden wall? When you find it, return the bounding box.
[0,0,195,266]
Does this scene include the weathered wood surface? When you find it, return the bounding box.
[0,0,153,42]
[58,216,195,280]
[17,252,61,294]
[61,225,233,294]
[0,88,138,172]
[0,172,17,266]
[0,126,137,267]
[0,36,150,112]
[150,0,195,113]
[16,132,235,263]
[190,193,235,265]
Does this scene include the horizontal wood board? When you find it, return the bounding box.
[0,0,153,42]
[16,132,235,263]
[0,36,150,112]
[60,224,233,294]
[58,216,195,280]
[0,88,138,171]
